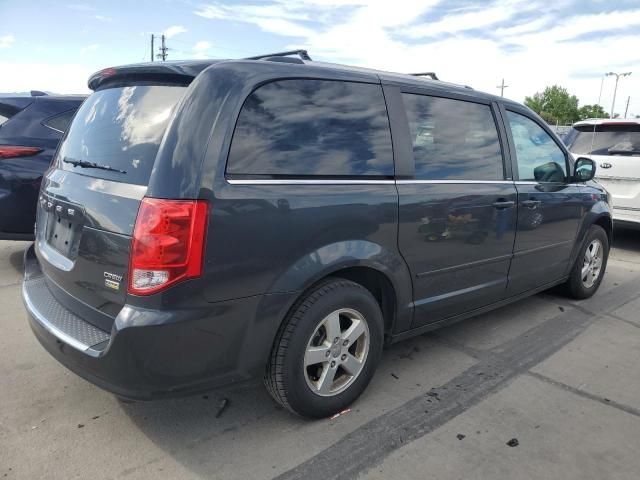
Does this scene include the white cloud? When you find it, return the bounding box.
[192,40,212,59]
[80,44,99,54]
[93,15,112,22]
[0,34,15,49]
[66,3,94,12]
[164,25,187,38]
[194,41,212,51]
[0,62,91,94]
[406,0,535,38]
[194,0,640,117]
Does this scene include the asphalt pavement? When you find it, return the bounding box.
[1,229,639,480]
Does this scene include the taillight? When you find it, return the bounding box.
[128,198,209,295]
[0,146,43,159]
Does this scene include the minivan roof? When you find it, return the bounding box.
[87,56,520,107]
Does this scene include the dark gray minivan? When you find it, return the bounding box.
[23,51,611,418]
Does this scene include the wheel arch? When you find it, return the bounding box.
[568,211,613,275]
[593,214,613,246]
[269,240,414,340]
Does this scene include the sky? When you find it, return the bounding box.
[0,0,639,117]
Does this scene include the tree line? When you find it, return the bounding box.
[524,85,610,125]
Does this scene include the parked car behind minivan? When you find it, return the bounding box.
[566,118,640,228]
[23,52,611,418]
[0,92,85,240]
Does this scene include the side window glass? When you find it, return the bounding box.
[402,94,504,180]
[227,79,393,177]
[43,110,75,133]
[507,111,567,182]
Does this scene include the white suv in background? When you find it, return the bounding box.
[566,118,640,228]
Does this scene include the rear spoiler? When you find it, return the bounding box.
[88,60,221,91]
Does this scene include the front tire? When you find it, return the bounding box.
[265,278,384,418]
[565,225,609,299]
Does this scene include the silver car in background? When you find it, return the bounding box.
[566,118,640,228]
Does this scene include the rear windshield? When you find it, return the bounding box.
[57,85,185,185]
[568,124,640,156]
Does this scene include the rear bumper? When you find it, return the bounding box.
[22,244,296,399]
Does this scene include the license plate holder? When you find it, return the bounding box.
[42,197,85,258]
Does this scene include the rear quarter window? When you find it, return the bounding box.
[0,103,21,128]
[226,79,393,177]
[57,85,185,185]
[43,109,76,133]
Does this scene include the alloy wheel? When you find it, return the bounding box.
[303,308,370,397]
[582,239,603,288]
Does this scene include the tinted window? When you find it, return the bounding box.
[43,109,76,133]
[0,103,19,127]
[227,79,393,177]
[57,85,185,185]
[507,111,567,182]
[402,94,503,180]
[568,123,640,156]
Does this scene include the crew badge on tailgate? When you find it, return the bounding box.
[104,272,123,290]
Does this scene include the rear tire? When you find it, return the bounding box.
[565,225,609,299]
[265,278,384,418]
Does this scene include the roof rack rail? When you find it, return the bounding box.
[247,50,312,61]
[409,72,439,81]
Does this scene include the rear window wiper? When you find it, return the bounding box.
[63,157,127,174]
[608,149,640,155]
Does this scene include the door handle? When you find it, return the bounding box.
[492,200,515,209]
[521,200,542,209]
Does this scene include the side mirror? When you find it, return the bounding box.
[573,157,596,182]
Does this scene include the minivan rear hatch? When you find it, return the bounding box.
[36,77,189,332]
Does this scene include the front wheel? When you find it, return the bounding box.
[565,225,609,299]
[265,279,384,418]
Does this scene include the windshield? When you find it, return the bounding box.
[568,124,640,156]
[57,85,186,185]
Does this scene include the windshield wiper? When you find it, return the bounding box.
[63,157,127,174]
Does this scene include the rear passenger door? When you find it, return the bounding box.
[502,108,583,295]
[388,87,518,327]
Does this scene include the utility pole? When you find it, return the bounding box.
[150,34,154,62]
[606,71,632,118]
[157,34,168,61]
[625,96,631,118]
[496,78,509,97]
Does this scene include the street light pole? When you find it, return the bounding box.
[597,75,605,107]
[606,71,632,118]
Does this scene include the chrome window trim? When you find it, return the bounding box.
[43,124,65,134]
[226,178,585,186]
[226,178,395,185]
[396,179,513,185]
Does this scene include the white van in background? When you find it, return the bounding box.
[566,119,640,228]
